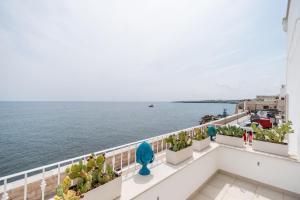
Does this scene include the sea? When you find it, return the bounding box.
[0,102,236,177]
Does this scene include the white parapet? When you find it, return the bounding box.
[216,134,244,148]
[82,175,122,200]
[166,146,193,165]
[192,138,210,152]
[252,140,289,157]
[122,143,300,200]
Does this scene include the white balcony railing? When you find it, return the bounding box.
[0,112,247,200]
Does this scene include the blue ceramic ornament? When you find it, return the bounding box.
[208,125,217,141]
[136,141,154,176]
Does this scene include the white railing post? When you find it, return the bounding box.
[134,144,137,173]
[161,137,164,153]
[57,164,61,186]
[103,156,107,173]
[40,168,46,200]
[112,151,115,172]
[1,178,9,200]
[24,173,27,200]
[151,139,154,168]
[127,146,131,173]
[71,160,74,185]
[120,151,123,171]
[156,139,159,154]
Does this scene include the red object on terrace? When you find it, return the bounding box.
[253,118,272,129]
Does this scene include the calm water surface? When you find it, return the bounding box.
[0,102,236,176]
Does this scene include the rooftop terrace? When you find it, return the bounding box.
[1,112,300,200]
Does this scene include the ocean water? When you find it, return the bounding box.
[0,102,236,177]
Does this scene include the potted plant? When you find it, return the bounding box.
[165,131,193,165]
[192,128,210,151]
[54,176,80,200]
[54,154,122,200]
[216,125,244,148]
[252,121,293,156]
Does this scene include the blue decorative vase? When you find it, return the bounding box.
[208,125,217,141]
[136,141,154,176]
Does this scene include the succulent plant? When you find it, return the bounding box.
[54,176,79,200]
[54,189,80,200]
[217,125,244,138]
[252,121,293,144]
[165,131,192,152]
[65,160,92,194]
[193,128,208,141]
[55,153,118,198]
[96,156,115,185]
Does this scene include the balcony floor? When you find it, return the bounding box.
[192,172,298,200]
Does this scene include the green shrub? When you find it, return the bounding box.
[193,128,208,141]
[165,131,192,152]
[217,125,244,138]
[252,121,293,144]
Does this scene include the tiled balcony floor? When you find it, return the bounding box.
[192,172,299,200]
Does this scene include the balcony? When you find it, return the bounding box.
[1,112,300,200]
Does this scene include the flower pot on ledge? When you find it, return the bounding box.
[216,134,244,148]
[166,146,193,165]
[192,138,210,152]
[252,140,288,157]
[81,173,122,200]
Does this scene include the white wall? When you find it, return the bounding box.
[218,147,300,194]
[134,150,218,200]
[285,0,300,157]
[133,146,300,200]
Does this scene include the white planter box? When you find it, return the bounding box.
[166,146,193,165]
[192,138,210,152]
[216,134,244,148]
[252,140,288,156]
[82,175,122,200]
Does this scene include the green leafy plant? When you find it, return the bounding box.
[193,128,208,141]
[252,121,293,144]
[217,125,244,138]
[165,131,192,152]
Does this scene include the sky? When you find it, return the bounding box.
[0,0,288,101]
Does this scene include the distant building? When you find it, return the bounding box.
[243,91,286,119]
[244,98,278,111]
[256,95,278,101]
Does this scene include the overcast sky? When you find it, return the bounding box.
[0,0,287,101]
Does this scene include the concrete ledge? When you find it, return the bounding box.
[120,143,300,199]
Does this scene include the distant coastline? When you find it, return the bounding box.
[173,100,241,104]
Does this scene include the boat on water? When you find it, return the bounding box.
[148,104,154,108]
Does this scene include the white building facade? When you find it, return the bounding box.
[283,0,300,157]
